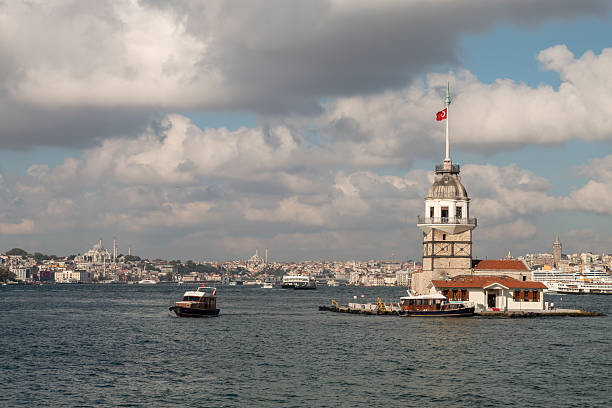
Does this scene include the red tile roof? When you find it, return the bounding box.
[432,275,546,289]
[473,259,529,271]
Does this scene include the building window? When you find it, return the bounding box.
[441,207,449,221]
[442,234,446,240]
[532,291,539,302]
[452,289,458,300]
[461,289,468,301]
[514,290,520,301]
[429,207,434,218]
[456,207,462,218]
[523,290,530,302]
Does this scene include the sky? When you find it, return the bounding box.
[1,0,612,261]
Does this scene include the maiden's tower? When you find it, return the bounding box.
[412,85,477,294]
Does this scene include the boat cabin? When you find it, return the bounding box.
[399,293,470,311]
[177,286,217,309]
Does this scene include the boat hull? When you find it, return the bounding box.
[400,306,475,317]
[281,284,316,290]
[169,306,220,317]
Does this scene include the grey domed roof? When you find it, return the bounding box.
[427,172,468,200]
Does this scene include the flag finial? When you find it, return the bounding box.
[445,82,451,106]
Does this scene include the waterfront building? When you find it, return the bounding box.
[395,270,412,287]
[412,85,477,294]
[432,275,546,312]
[11,266,32,282]
[471,259,531,282]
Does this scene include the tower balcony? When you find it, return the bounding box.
[435,163,460,173]
[417,216,477,234]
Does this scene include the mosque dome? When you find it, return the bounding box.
[426,172,468,200]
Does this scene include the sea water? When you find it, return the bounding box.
[1,284,610,407]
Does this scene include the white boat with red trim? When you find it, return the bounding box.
[169,285,220,317]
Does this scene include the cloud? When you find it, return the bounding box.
[0,114,608,259]
[569,155,612,215]
[0,0,608,148]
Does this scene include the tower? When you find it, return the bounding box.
[412,84,477,294]
[553,233,562,268]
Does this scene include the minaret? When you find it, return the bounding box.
[265,248,268,264]
[413,84,477,294]
[553,233,562,269]
[113,239,117,263]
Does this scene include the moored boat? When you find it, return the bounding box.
[281,275,316,290]
[138,279,158,284]
[169,285,220,317]
[399,291,474,317]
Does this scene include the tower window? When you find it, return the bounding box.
[442,234,446,240]
[429,207,434,218]
[441,207,448,220]
[456,207,462,218]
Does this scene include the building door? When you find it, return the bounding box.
[487,293,496,308]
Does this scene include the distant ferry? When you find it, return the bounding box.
[532,267,612,294]
[281,275,316,290]
[169,285,220,317]
[137,279,158,284]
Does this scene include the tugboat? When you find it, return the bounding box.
[169,285,220,317]
[399,291,474,317]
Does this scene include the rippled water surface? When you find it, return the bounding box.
[1,284,611,407]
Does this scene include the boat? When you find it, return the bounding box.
[137,279,158,284]
[169,285,220,317]
[546,281,612,295]
[532,266,612,294]
[399,291,474,317]
[281,275,316,290]
[261,282,274,289]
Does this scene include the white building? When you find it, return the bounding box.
[395,270,412,287]
[432,275,546,312]
[54,269,92,283]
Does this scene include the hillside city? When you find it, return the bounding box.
[1,238,611,286]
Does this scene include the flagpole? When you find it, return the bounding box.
[445,82,451,161]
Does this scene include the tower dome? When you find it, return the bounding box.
[427,171,468,200]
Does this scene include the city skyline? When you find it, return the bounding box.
[1,1,612,261]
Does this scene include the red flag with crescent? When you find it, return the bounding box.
[436,108,447,121]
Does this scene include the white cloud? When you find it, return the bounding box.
[0,0,608,148]
[1,114,607,258]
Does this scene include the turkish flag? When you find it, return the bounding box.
[436,108,447,121]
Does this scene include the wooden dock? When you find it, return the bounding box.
[318,305,399,316]
[318,305,606,317]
